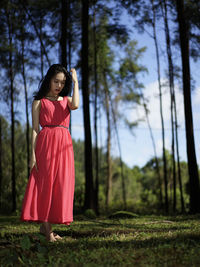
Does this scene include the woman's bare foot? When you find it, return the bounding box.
[53,232,62,240]
[40,223,62,240]
[47,231,57,242]
[40,222,57,242]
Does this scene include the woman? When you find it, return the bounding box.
[20,64,79,242]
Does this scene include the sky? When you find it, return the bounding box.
[1,3,200,169]
[67,6,200,169]
[69,71,200,168]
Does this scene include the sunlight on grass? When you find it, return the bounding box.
[0,214,200,266]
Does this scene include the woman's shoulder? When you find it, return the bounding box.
[32,99,41,104]
[32,99,42,109]
[32,98,41,102]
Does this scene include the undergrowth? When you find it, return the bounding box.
[1,214,200,266]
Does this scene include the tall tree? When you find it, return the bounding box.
[39,16,44,78]
[0,116,2,209]
[161,0,185,213]
[116,40,147,206]
[103,72,112,209]
[118,0,169,213]
[139,90,163,206]
[160,0,177,212]
[6,6,16,212]
[81,0,95,211]
[109,92,127,209]
[60,0,68,68]
[17,8,31,179]
[67,0,72,134]
[151,0,168,213]
[21,3,51,67]
[176,0,200,213]
[92,1,99,215]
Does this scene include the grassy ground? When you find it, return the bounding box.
[0,213,200,266]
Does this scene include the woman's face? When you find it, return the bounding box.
[49,72,66,96]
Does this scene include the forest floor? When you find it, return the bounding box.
[0,213,200,266]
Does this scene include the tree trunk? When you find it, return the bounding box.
[175,106,185,212]
[21,25,30,179]
[68,0,72,133]
[103,73,112,210]
[140,89,163,206]
[22,4,51,67]
[81,0,95,211]
[60,0,73,134]
[67,0,71,71]
[0,117,2,209]
[39,17,44,78]
[93,3,99,215]
[60,0,68,68]
[161,0,185,213]
[108,92,127,209]
[163,1,185,212]
[151,0,168,213]
[176,0,200,213]
[161,0,177,213]
[6,9,16,212]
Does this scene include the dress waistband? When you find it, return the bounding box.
[42,125,69,130]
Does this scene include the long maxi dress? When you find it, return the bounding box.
[20,96,75,225]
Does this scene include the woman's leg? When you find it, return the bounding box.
[40,222,62,240]
[42,222,57,242]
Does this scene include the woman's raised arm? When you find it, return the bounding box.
[67,68,79,110]
[29,100,41,171]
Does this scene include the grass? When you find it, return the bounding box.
[0,214,200,266]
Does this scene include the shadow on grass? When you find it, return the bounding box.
[1,215,199,249]
[0,216,22,224]
[0,218,192,240]
[2,226,200,249]
[167,214,200,222]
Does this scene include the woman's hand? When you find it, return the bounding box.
[70,68,78,83]
[68,68,79,110]
[29,155,38,172]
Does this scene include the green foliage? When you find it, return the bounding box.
[72,139,85,211]
[1,215,200,266]
[0,116,30,213]
[108,210,139,219]
[140,152,190,213]
[20,235,32,251]
[84,209,97,219]
[0,114,194,216]
[0,224,49,266]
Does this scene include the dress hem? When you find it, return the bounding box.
[20,217,73,225]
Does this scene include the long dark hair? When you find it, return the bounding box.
[33,64,72,100]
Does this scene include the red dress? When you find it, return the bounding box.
[20,96,75,225]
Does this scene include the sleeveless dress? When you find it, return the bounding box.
[20,96,75,225]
